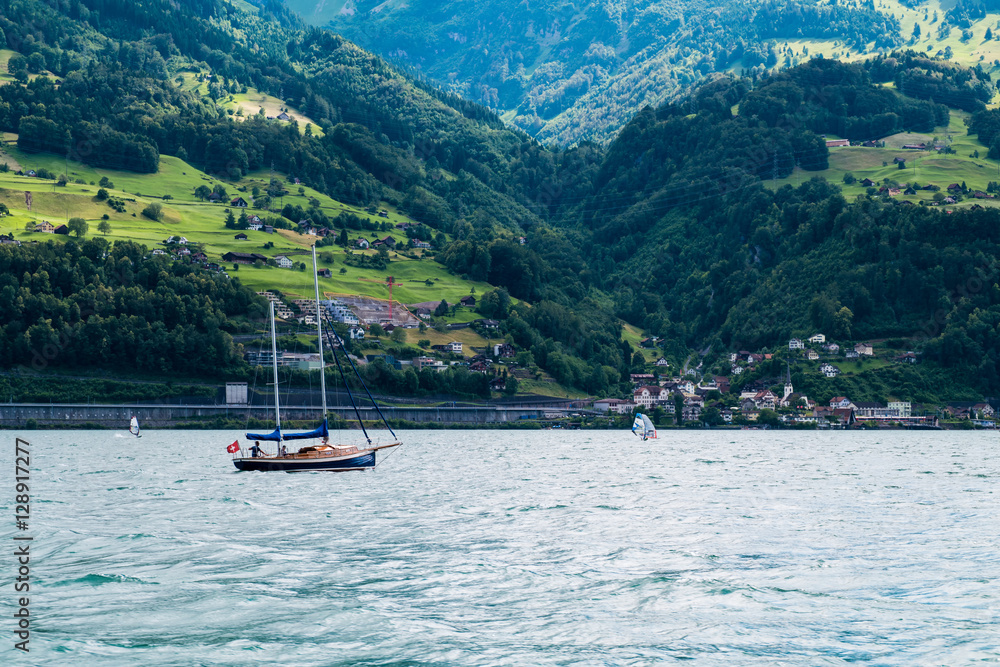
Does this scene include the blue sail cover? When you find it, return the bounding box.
[282,419,329,441]
[245,427,283,442]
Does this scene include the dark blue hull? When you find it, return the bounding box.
[233,451,376,472]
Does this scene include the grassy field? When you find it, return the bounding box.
[764,108,1000,207]
[0,146,490,304]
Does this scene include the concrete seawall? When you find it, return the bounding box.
[0,403,588,427]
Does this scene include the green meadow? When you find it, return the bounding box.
[0,144,488,305]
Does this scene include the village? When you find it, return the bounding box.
[592,331,997,429]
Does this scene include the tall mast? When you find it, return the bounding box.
[269,301,281,432]
[312,245,327,418]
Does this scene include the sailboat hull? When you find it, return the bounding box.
[233,451,376,472]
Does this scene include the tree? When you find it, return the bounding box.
[504,374,519,396]
[988,27,994,40]
[369,323,386,337]
[390,327,407,343]
[142,203,163,221]
[337,229,349,246]
[96,188,109,201]
[194,185,212,200]
[224,210,236,228]
[67,217,88,238]
[97,220,112,235]
[434,299,449,317]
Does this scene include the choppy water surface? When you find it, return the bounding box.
[4,429,999,665]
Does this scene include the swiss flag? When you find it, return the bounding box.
[227,441,240,454]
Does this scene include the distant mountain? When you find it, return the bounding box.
[290,0,901,145]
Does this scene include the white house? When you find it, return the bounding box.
[820,363,840,378]
[274,255,293,268]
[806,349,820,360]
[808,333,826,344]
[349,326,365,340]
[854,342,874,356]
[633,385,670,407]
[789,338,805,350]
[655,357,670,367]
[447,341,462,353]
[829,396,855,410]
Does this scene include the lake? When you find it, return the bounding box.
[4,429,998,665]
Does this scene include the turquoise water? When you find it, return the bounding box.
[3,429,999,665]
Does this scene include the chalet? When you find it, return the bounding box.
[947,183,962,192]
[713,376,731,394]
[894,351,918,364]
[222,251,267,265]
[682,405,702,422]
[825,139,850,147]
[854,342,874,356]
[493,343,516,358]
[395,222,414,230]
[208,192,221,202]
[431,341,463,354]
[191,252,208,262]
[752,390,778,410]
[860,178,875,187]
[460,295,476,307]
[151,248,167,256]
[167,236,188,244]
[248,215,262,226]
[377,209,389,218]
[823,342,840,354]
[806,349,820,361]
[231,197,248,208]
[808,333,826,344]
[630,373,654,384]
[902,143,926,150]
[972,403,996,418]
[832,408,855,426]
[943,197,956,205]
[276,111,291,121]
[274,255,293,269]
[355,237,370,249]
[53,224,68,235]
[845,349,860,359]
[829,396,855,410]
[634,385,670,407]
[380,236,396,248]
[469,360,491,373]
[789,338,804,350]
[862,141,877,148]
[176,248,191,256]
[655,357,669,367]
[904,187,917,195]
[412,240,431,249]
[34,221,55,233]
[413,307,432,319]
[26,169,36,177]
[262,225,274,234]
[317,268,332,278]
[234,232,248,240]
[639,337,658,349]
[475,318,500,330]
[489,376,507,392]
[349,326,365,340]
[248,221,263,231]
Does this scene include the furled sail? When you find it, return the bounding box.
[245,427,282,442]
[282,419,329,441]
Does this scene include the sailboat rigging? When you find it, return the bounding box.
[230,246,401,471]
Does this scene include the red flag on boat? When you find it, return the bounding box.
[227,441,240,454]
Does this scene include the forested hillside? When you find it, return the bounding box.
[299,0,901,145]
[3,0,1000,403]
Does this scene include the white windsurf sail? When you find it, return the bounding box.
[632,414,644,435]
[129,416,141,437]
[641,414,656,439]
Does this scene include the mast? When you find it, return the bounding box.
[312,245,327,419]
[269,301,281,432]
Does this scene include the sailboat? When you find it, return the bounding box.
[632,413,656,440]
[230,246,402,471]
[129,415,141,438]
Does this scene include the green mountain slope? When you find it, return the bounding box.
[292,0,900,145]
